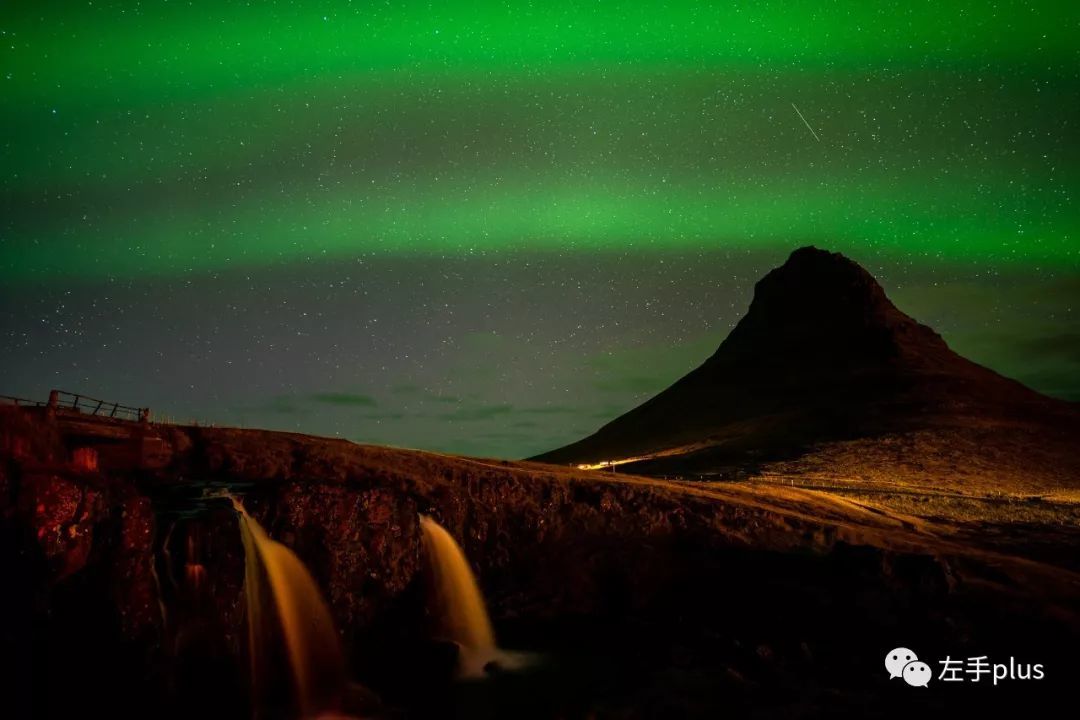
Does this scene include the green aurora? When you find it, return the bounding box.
[1,1,1078,456]
[4,1,1078,278]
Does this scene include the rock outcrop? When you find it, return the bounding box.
[5,408,1079,718]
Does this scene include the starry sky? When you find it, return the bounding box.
[2,1,1078,458]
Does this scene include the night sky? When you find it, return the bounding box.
[2,1,1078,458]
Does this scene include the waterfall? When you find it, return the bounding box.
[418,515,502,677]
[231,496,347,719]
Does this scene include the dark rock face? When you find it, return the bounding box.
[716,246,947,369]
[6,408,1079,718]
[0,410,164,719]
[270,483,421,629]
[533,247,1079,484]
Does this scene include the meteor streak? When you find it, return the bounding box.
[791,102,821,142]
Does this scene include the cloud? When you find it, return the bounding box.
[519,405,578,415]
[234,395,307,416]
[591,375,668,394]
[590,403,633,419]
[475,429,535,441]
[1009,369,1080,402]
[438,403,515,421]
[391,385,459,403]
[360,412,405,421]
[584,335,718,397]
[310,392,378,408]
[1013,333,1080,365]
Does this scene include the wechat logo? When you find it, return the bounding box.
[886,647,931,687]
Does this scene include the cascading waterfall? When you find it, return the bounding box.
[419,515,528,678]
[231,495,348,719]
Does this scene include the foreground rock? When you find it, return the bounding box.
[5,408,1078,718]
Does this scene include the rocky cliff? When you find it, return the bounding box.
[6,407,1079,718]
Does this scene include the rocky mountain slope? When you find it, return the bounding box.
[534,247,1080,492]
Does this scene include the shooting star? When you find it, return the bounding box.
[791,102,821,142]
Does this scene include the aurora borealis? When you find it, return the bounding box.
[2,1,1078,457]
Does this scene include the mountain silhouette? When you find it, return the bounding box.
[534,247,1079,489]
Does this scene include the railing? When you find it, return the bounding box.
[0,394,47,408]
[50,390,148,422]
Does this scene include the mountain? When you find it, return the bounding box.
[533,247,1080,492]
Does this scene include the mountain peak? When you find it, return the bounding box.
[712,247,946,371]
[755,246,892,316]
[763,246,884,304]
[533,247,1067,471]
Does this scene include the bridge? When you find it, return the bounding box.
[2,389,150,422]
[2,390,169,471]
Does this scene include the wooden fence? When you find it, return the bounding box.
[1,390,149,422]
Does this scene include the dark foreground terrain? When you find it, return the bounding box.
[4,405,1079,719]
